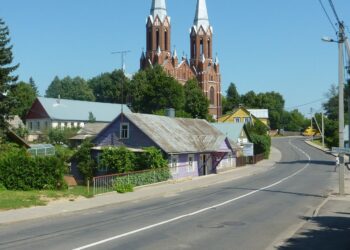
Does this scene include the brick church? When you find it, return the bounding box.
[140,0,222,118]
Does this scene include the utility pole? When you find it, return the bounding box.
[111,50,131,115]
[322,112,325,149]
[338,22,345,195]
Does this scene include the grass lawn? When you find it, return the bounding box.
[0,186,93,211]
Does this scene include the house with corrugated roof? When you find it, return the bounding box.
[218,106,269,127]
[25,97,131,133]
[92,113,236,179]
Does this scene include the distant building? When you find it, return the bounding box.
[218,107,269,127]
[25,97,131,133]
[70,122,109,147]
[140,0,222,118]
[92,113,236,179]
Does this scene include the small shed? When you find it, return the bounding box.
[28,144,55,157]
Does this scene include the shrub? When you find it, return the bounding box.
[0,147,66,190]
[138,147,168,170]
[0,183,6,191]
[250,134,271,159]
[116,168,171,187]
[73,139,96,183]
[100,147,136,173]
[48,128,79,145]
[115,183,134,193]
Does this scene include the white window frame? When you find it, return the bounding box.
[235,118,240,123]
[170,155,179,175]
[244,117,251,124]
[120,123,130,139]
[187,154,195,173]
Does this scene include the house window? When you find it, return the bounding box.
[37,121,40,130]
[58,122,62,129]
[30,122,33,131]
[244,118,251,124]
[170,155,178,175]
[235,118,240,123]
[120,123,129,139]
[64,122,68,128]
[71,122,74,128]
[187,154,195,173]
[97,155,108,173]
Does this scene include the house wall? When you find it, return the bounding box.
[94,116,158,149]
[168,154,200,179]
[218,108,269,126]
[26,119,84,132]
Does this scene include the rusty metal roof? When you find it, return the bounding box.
[124,113,228,154]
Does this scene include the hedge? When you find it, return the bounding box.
[0,147,66,190]
[114,168,171,187]
[250,134,271,159]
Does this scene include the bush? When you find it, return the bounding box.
[116,168,171,187]
[0,147,66,190]
[250,134,271,159]
[73,139,96,183]
[115,183,134,193]
[100,147,135,173]
[138,147,168,170]
[0,183,6,191]
[48,128,79,145]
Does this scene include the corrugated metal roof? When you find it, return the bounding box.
[247,109,269,119]
[38,97,131,122]
[212,123,245,143]
[124,113,227,154]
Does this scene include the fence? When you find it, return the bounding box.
[236,153,265,167]
[92,168,170,195]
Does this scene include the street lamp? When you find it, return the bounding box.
[322,21,347,195]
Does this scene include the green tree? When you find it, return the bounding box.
[240,91,257,108]
[29,77,39,95]
[282,109,308,132]
[184,78,209,119]
[73,139,96,183]
[0,19,19,136]
[46,76,95,101]
[88,112,96,123]
[88,69,130,104]
[130,65,185,113]
[138,147,168,170]
[100,147,136,173]
[223,83,240,114]
[7,81,37,119]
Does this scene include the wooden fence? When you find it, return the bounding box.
[236,153,265,167]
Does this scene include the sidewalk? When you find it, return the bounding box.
[0,147,281,225]
[276,140,350,250]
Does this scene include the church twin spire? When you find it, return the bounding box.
[193,0,211,32]
[151,0,168,22]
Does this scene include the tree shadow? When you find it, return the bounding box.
[278,216,350,250]
[278,160,335,166]
[223,187,325,198]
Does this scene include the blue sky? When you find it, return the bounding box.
[1,0,350,115]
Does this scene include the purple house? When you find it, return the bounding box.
[93,113,236,179]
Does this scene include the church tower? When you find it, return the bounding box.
[141,0,172,68]
[190,0,221,118]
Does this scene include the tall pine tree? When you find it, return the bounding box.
[0,18,19,137]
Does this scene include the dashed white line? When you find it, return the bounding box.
[73,140,311,250]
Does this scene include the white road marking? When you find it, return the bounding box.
[73,140,311,250]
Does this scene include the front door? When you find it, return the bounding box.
[200,154,212,176]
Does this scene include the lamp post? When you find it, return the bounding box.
[322,21,346,195]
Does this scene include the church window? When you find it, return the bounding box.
[147,30,152,50]
[200,39,204,56]
[156,29,160,49]
[192,41,196,58]
[208,39,211,58]
[165,30,168,50]
[210,87,215,105]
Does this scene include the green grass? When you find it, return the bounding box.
[0,186,92,211]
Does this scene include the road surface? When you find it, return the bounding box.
[0,137,337,250]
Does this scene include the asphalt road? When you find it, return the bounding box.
[0,137,337,250]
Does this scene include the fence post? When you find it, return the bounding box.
[87,180,90,195]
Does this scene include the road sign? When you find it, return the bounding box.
[332,147,350,154]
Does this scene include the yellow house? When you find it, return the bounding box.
[218,107,269,127]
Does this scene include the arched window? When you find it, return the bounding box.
[207,39,211,58]
[210,87,215,105]
[164,30,168,50]
[200,39,204,56]
[147,30,152,51]
[156,29,160,49]
[192,40,196,58]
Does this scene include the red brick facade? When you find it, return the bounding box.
[140,1,222,118]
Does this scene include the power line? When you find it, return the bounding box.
[318,0,337,34]
[328,0,341,24]
[285,98,327,110]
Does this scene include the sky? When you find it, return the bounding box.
[1,0,350,116]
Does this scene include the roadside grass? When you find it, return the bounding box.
[0,186,92,211]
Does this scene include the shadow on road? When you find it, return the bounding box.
[278,216,350,250]
[278,160,335,166]
[223,187,325,198]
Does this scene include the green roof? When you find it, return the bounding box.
[212,123,245,143]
